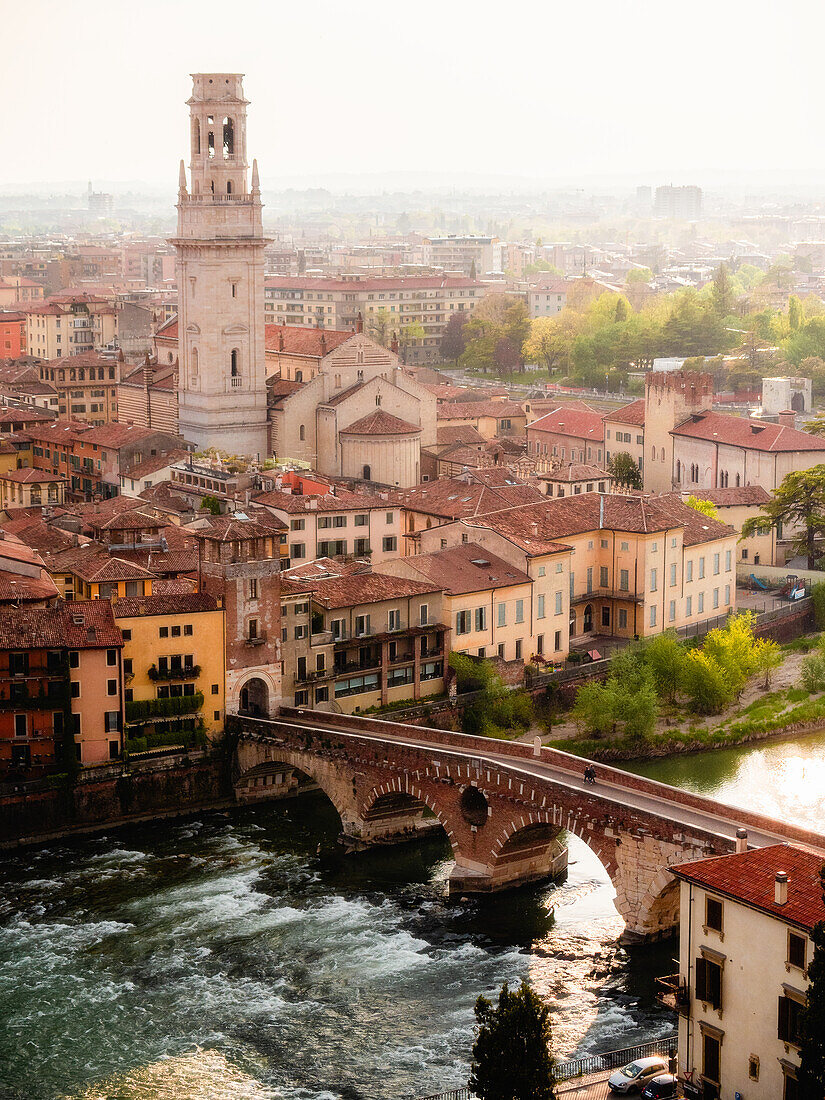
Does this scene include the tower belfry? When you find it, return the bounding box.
[171,73,269,458]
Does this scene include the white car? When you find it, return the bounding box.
[608,1056,670,1094]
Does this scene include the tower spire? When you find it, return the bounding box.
[251,158,260,196]
[178,159,188,195]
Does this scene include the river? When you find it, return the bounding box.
[2,731,821,1100]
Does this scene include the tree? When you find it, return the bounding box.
[711,262,735,317]
[684,495,719,520]
[494,336,520,376]
[200,495,222,515]
[626,267,653,285]
[608,452,643,490]
[754,638,783,689]
[642,632,687,703]
[804,413,825,437]
[399,321,426,350]
[368,308,393,347]
[682,649,731,714]
[741,465,825,569]
[441,311,470,365]
[799,864,825,1100]
[789,294,803,332]
[470,981,556,1100]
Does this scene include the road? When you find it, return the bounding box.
[274,713,825,854]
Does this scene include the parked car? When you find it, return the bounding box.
[641,1074,680,1099]
[608,1056,670,1094]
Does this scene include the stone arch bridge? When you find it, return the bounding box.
[228,708,825,942]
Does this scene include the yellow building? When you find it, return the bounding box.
[46,544,155,602]
[679,486,777,567]
[379,542,542,663]
[24,296,117,360]
[113,593,226,744]
[0,468,66,509]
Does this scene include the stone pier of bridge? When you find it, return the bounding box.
[229,713,752,941]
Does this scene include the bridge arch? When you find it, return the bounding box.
[360,779,457,850]
[233,746,358,830]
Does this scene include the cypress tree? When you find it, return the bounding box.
[470,981,556,1100]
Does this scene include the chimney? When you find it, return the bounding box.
[320,331,327,355]
[356,311,364,334]
[735,828,748,854]
[775,871,788,906]
[778,410,795,429]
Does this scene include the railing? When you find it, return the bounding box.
[656,973,689,1015]
[552,1034,678,1081]
[148,664,201,681]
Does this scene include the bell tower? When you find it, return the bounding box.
[171,73,269,459]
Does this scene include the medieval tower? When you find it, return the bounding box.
[171,74,269,458]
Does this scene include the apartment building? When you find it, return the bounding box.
[37,351,120,424]
[0,312,27,358]
[437,400,527,441]
[676,486,776,568]
[527,280,569,319]
[538,463,612,499]
[668,843,824,1100]
[113,593,226,744]
[417,493,736,644]
[253,487,403,566]
[0,601,123,775]
[280,567,447,712]
[263,275,485,363]
[379,543,537,662]
[22,295,117,359]
[527,404,605,465]
[603,398,645,475]
[0,468,66,509]
[421,236,502,277]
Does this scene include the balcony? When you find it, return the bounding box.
[311,629,334,646]
[148,664,201,682]
[655,973,689,1016]
[244,632,267,647]
[389,652,415,664]
[570,587,645,606]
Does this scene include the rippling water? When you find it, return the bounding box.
[0,795,673,1100]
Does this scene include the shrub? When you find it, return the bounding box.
[813,582,825,630]
[682,649,731,714]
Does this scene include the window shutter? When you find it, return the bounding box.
[779,995,790,1041]
[695,957,708,1001]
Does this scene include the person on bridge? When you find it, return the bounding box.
[584,765,597,784]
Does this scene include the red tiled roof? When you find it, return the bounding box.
[392,542,531,594]
[264,275,481,292]
[113,592,219,618]
[528,279,570,294]
[124,448,190,479]
[80,423,166,448]
[285,571,442,608]
[0,467,66,484]
[540,462,608,483]
[0,600,122,649]
[264,324,354,357]
[155,317,178,338]
[42,350,117,368]
[436,425,488,446]
[680,486,773,508]
[253,488,394,514]
[672,844,825,931]
[340,410,420,436]
[0,406,54,425]
[437,400,525,420]
[527,404,604,440]
[396,475,544,520]
[604,399,646,427]
[672,412,825,452]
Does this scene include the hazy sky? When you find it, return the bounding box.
[3,0,824,189]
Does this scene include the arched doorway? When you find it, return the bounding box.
[792,391,805,413]
[239,677,268,717]
[583,604,593,633]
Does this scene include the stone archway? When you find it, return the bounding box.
[239,677,269,717]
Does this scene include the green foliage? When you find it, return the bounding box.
[626,267,653,284]
[799,866,825,1100]
[684,495,719,520]
[710,262,735,317]
[802,636,825,692]
[449,653,533,737]
[607,451,643,490]
[812,584,825,630]
[126,692,204,722]
[741,466,825,569]
[641,631,687,702]
[702,612,761,699]
[754,638,783,688]
[571,651,658,740]
[200,495,222,516]
[470,981,556,1100]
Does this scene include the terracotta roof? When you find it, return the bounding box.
[155,317,178,338]
[0,406,54,425]
[188,514,286,542]
[540,463,609,483]
[396,475,544,520]
[463,493,734,555]
[267,378,304,401]
[340,410,420,436]
[0,467,66,484]
[264,275,481,292]
[0,600,122,649]
[69,551,157,583]
[0,517,77,555]
[437,400,525,420]
[43,350,116,369]
[253,488,393,514]
[680,486,773,508]
[672,845,825,932]
[529,278,570,294]
[436,425,488,446]
[527,404,604,440]
[89,509,165,532]
[604,399,646,426]
[123,448,190,479]
[392,543,531,594]
[324,380,365,407]
[137,483,196,514]
[282,556,368,582]
[113,592,219,618]
[80,423,166,448]
[285,571,442,608]
[672,412,825,452]
[264,324,354,357]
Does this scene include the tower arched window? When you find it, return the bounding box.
[227,181,233,195]
[375,393,381,406]
[736,473,741,487]
[295,370,303,383]
[299,425,306,441]
[210,180,215,194]
[79,369,85,381]
[191,348,199,378]
[207,119,215,159]
[192,117,200,155]
[363,465,371,480]
[222,117,235,158]
[230,349,240,377]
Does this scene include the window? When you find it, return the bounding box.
[332,515,346,529]
[713,588,719,609]
[107,679,117,696]
[705,896,723,932]
[122,629,132,641]
[788,932,807,971]
[515,639,522,660]
[389,609,401,632]
[294,625,308,640]
[555,592,563,615]
[249,578,258,599]
[474,607,487,632]
[292,543,306,560]
[331,618,345,641]
[291,518,305,531]
[456,610,471,635]
[670,564,677,587]
[515,599,524,624]
[686,560,693,582]
[686,595,692,616]
[159,626,169,638]
[106,648,117,666]
[601,606,610,627]
[778,993,804,1046]
[386,512,394,523]
[537,566,545,577]
[619,569,629,591]
[699,556,705,579]
[355,614,371,637]
[383,536,397,552]
[419,604,429,626]
[14,714,27,737]
[354,514,368,527]
[248,619,258,641]
[537,595,545,619]
[649,606,657,627]
[554,630,562,651]
[748,1055,760,1082]
[725,549,732,571]
[702,1029,721,1085]
[497,603,506,627]
[696,954,723,1009]
[299,425,305,441]
[600,566,608,587]
[212,684,219,695]
[713,552,720,575]
[556,562,563,573]
[650,568,657,592]
[184,624,193,636]
[651,541,658,553]
[618,609,628,629]
[698,592,705,613]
